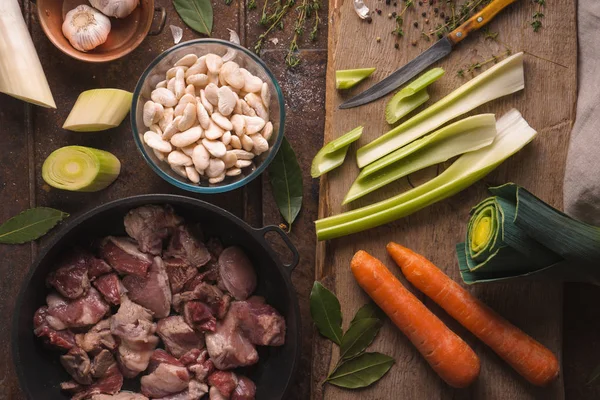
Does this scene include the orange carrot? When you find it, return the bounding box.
[386,242,560,387]
[350,250,480,388]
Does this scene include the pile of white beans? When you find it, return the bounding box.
[142,52,273,184]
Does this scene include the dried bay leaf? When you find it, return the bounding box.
[269,137,303,229]
[327,352,395,389]
[0,207,68,244]
[310,281,343,345]
[173,0,213,36]
[339,318,381,361]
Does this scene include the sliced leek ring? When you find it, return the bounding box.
[42,146,121,192]
[63,89,133,132]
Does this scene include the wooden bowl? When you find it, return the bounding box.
[36,0,166,62]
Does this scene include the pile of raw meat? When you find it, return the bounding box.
[33,205,286,400]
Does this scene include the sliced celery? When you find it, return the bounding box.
[336,68,376,90]
[385,68,444,124]
[42,146,121,192]
[344,114,496,204]
[316,109,536,240]
[63,89,133,132]
[311,126,363,178]
[356,52,524,168]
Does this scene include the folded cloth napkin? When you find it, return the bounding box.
[563,0,600,225]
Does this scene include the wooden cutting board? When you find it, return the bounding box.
[313,0,576,398]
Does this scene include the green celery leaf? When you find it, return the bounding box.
[327,352,395,389]
[269,137,303,228]
[0,207,68,244]
[340,318,381,361]
[173,0,214,36]
[310,282,343,345]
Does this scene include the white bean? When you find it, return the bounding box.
[202,138,227,158]
[185,166,200,183]
[205,83,219,106]
[143,101,157,127]
[175,68,186,100]
[240,68,263,93]
[159,107,174,131]
[166,66,187,79]
[222,131,232,146]
[206,158,225,178]
[192,144,210,171]
[241,134,253,151]
[261,82,271,107]
[245,92,268,121]
[223,151,237,168]
[226,167,242,177]
[205,53,223,74]
[196,101,211,129]
[151,88,177,107]
[209,173,226,184]
[235,159,253,168]
[171,126,202,148]
[204,121,224,140]
[175,54,198,67]
[185,84,195,96]
[230,135,242,149]
[186,74,209,88]
[211,112,233,131]
[218,86,236,116]
[162,116,182,141]
[181,144,195,157]
[243,116,266,135]
[174,94,196,116]
[168,150,193,166]
[185,57,207,77]
[178,103,197,131]
[153,149,166,161]
[262,121,273,141]
[250,133,269,155]
[230,149,255,160]
[200,90,213,114]
[221,62,245,90]
[171,164,187,178]
[144,131,172,153]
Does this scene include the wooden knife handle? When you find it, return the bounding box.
[447,0,518,45]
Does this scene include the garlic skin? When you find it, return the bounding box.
[89,0,140,19]
[62,5,111,52]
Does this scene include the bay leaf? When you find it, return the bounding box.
[268,137,303,229]
[310,281,343,345]
[339,318,381,361]
[350,302,384,327]
[173,0,213,36]
[327,352,395,389]
[0,207,68,244]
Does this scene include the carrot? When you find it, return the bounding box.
[350,250,480,388]
[386,242,560,387]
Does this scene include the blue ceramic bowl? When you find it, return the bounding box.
[131,39,285,193]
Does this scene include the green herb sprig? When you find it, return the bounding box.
[0,207,69,244]
[310,282,395,389]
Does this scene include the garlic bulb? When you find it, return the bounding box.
[62,5,111,52]
[89,0,140,19]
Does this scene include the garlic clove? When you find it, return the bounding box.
[89,0,139,18]
[62,5,111,52]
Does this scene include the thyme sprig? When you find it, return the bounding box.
[531,0,545,32]
[457,49,512,77]
[429,0,492,39]
[391,0,414,37]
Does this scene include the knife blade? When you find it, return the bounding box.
[339,0,519,109]
[339,38,452,109]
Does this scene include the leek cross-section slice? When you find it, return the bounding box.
[311,126,363,178]
[344,114,497,204]
[0,0,56,108]
[315,109,536,241]
[42,146,121,192]
[385,68,444,125]
[356,52,525,168]
[336,68,376,90]
[457,183,600,284]
[63,89,133,132]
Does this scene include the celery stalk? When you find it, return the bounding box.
[356,52,524,168]
[385,68,444,124]
[344,114,497,204]
[42,146,121,192]
[311,126,363,178]
[63,89,133,132]
[336,68,376,89]
[316,109,536,240]
[0,0,56,108]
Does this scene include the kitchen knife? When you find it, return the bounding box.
[339,0,518,109]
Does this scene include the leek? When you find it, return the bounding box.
[0,0,56,108]
[336,68,376,89]
[42,146,121,192]
[458,183,600,284]
[344,114,497,204]
[385,68,444,125]
[311,126,363,178]
[315,109,536,241]
[63,89,133,132]
[356,52,524,168]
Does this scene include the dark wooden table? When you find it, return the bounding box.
[1,1,599,399]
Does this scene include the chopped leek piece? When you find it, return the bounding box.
[336,68,376,90]
[385,68,444,124]
[356,52,524,168]
[311,126,363,178]
[458,183,600,284]
[63,89,133,132]
[42,146,121,192]
[315,109,536,241]
[344,114,497,204]
[0,0,56,108]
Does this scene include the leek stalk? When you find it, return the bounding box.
[356,52,524,168]
[336,68,376,89]
[0,0,56,108]
[385,68,444,124]
[315,109,536,241]
[311,126,363,178]
[458,183,600,284]
[63,89,133,132]
[344,114,497,204]
[42,146,121,192]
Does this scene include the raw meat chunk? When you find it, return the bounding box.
[165,225,211,268]
[208,370,238,398]
[124,205,182,255]
[155,380,209,400]
[172,283,230,319]
[47,263,90,299]
[75,319,117,355]
[230,301,286,346]
[91,350,118,379]
[164,257,197,294]
[101,237,153,277]
[183,301,216,332]
[205,309,258,370]
[141,363,190,398]
[92,393,149,400]
[93,273,127,305]
[218,247,257,300]
[156,316,204,358]
[122,257,172,318]
[33,306,76,351]
[231,376,256,400]
[47,288,110,329]
[60,346,93,385]
[71,369,124,400]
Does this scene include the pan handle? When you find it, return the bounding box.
[256,225,300,272]
[148,7,167,36]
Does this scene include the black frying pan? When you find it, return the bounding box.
[12,195,301,399]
